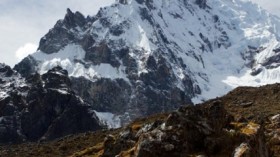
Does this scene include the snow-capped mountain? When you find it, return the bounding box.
[15,0,280,123]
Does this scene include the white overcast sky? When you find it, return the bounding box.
[0,0,279,66]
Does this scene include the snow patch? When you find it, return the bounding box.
[93,110,121,129]
[234,143,249,157]
[0,92,8,100]
[0,117,4,122]
[32,44,128,81]
[49,88,70,95]
[271,114,280,121]
[33,44,85,61]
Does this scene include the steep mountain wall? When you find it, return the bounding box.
[14,0,280,123]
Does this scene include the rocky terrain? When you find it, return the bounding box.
[0,64,102,143]
[1,83,280,157]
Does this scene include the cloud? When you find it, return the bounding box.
[15,43,37,61]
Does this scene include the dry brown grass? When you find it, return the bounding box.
[240,122,260,136]
[117,147,136,157]
[0,113,168,157]
[131,124,142,132]
[70,142,104,157]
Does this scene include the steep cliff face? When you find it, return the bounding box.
[0,64,102,143]
[14,0,280,123]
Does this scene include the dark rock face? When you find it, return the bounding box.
[273,47,280,53]
[38,26,76,54]
[71,75,190,124]
[262,53,280,69]
[64,8,86,28]
[195,0,207,9]
[37,9,88,54]
[42,66,71,88]
[135,0,154,9]
[0,65,102,143]
[0,64,14,77]
[71,77,131,113]
[14,56,38,78]
[119,0,128,5]
[79,35,96,52]
[84,41,120,67]
[83,46,193,121]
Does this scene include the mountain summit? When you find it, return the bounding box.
[14,0,280,123]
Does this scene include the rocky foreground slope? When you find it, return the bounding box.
[1,83,280,157]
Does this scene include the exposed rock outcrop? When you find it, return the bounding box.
[0,64,102,143]
[98,101,270,157]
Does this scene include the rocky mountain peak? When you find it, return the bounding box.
[14,0,280,125]
[37,8,87,55]
[42,66,71,89]
[64,8,86,28]
[0,63,14,77]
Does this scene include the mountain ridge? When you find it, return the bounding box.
[13,0,280,124]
